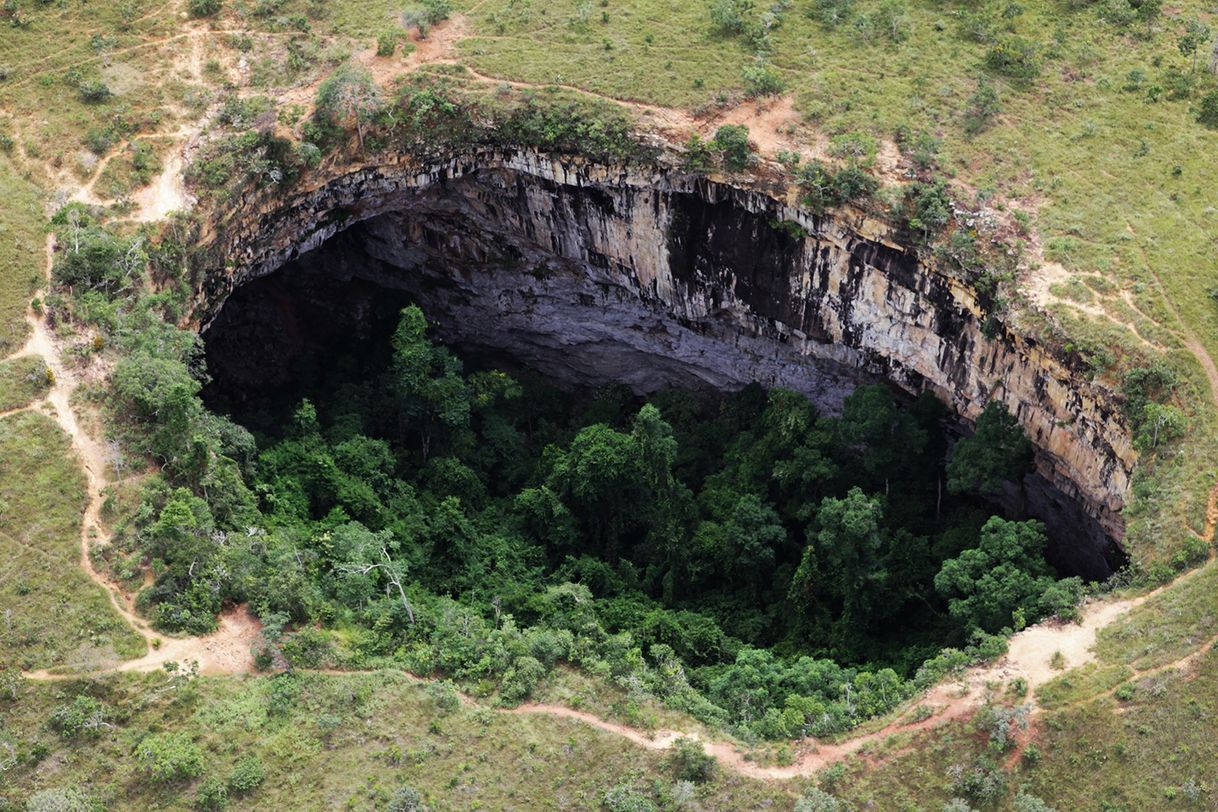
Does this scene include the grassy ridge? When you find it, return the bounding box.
[0,411,144,670]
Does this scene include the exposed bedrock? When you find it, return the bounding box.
[196,148,1136,578]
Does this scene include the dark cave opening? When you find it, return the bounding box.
[200,222,1127,586]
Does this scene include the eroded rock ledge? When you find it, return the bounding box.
[194,147,1135,577]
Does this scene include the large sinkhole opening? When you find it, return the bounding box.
[201,214,1121,699]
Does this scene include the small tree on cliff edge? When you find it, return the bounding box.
[316,63,382,148]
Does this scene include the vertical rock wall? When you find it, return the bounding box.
[197,148,1135,576]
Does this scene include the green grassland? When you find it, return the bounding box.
[0,670,796,811]
[0,354,50,413]
[0,159,44,354]
[0,411,145,671]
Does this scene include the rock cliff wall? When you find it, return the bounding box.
[196,147,1135,577]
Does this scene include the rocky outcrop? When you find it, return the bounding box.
[196,147,1135,577]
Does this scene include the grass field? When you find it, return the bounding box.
[0,411,144,670]
[0,159,44,355]
[0,670,797,811]
[0,354,50,412]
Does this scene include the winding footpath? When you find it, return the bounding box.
[4,14,1218,780]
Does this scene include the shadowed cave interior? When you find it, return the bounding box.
[201,215,1128,593]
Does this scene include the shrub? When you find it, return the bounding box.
[710,0,754,35]
[1012,793,1055,812]
[903,180,953,239]
[742,61,784,96]
[985,37,1041,79]
[603,783,658,812]
[963,81,1001,136]
[683,134,715,171]
[1198,91,1218,128]
[25,787,95,812]
[376,31,399,57]
[947,757,1005,804]
[832,164,879,202]
[227,756,265,794]
[195,777,228,811]
[135,732,205,783]
[499,655,546,702]
[796,786,846,811]
[77,80,112,103]
[387,784,428,812]
[48,695,112,739]
[828,132,878,166]
[189,0,222,18]
[669,737,715,783]
[710,124,753,170]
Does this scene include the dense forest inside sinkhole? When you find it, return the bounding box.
[109,257,1099,742]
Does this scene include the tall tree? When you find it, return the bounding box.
[946,400,1034,494]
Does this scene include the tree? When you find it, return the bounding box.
[546,423,642,555]
[332,521,416,623]
[791,488,890,627]
[710,124,753,170]
[1134,0,1160,36]
[1136,402,1186,450]
[934,517,1081,632]
[947,401,1034,494]
[316,63,382,147]
[1179,18,1211,73]
[387,306,470,459]
[836,384,926,491]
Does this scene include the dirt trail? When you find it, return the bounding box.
[10,230,256,681]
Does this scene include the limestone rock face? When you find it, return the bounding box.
[198,148,1135,577]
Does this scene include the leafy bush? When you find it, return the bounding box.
[134,732,205,783]
[796,786,846,811]
[742,61,784,96]
[387,785,428,812]
[226,756,265,794]
[48,695,112,739]
[947,757,1005,805]
[189,0,222,17]
[985,37,1041,79]
[376,31,399,57]
[710,0,754,35]
[669,737,715,782]
[1198,91,1218,128]
[902,180,953,239]
[1012,793,1056,812]
[77,80,112,103]
[603,783,658,812]
[963,81,1001,136]
[25,788,96,812]
[499,655,547,702]
[195,777,228,811]
[710,124,753,170]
